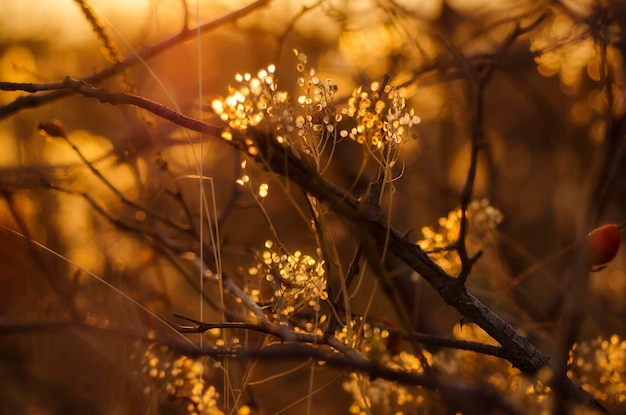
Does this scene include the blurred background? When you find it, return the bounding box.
[0,0,625,413]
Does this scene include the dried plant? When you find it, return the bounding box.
[0,0,625,414]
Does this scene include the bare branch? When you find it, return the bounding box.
[0,0,272,119]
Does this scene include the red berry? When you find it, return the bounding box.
[587,224,621,266]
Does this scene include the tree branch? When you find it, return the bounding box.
[0,74,606,411]
[0,0,271,119]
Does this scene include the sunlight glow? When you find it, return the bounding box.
[0,0,156,45]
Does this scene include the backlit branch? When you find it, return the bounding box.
[0,0,271,119]
[0,70,606,413]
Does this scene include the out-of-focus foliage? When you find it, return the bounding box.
[569,335,626,414]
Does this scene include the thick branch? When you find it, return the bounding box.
[0,316,524,415]
[0,78,604,411]
[248,128,605,411]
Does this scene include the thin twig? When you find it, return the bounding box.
[58,132,192,234]
[456,21,532,286]
[41,179,230,317]
[0,0,272,119]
